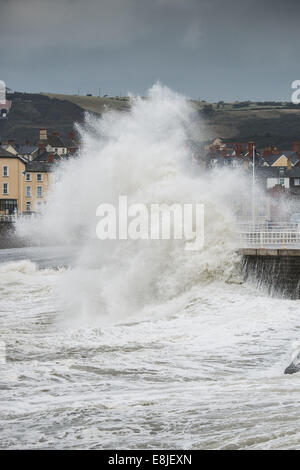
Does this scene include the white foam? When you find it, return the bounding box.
[17,84,246,326]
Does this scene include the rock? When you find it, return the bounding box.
[284,362,300,374]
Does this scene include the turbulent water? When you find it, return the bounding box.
[1,249,300,450]
[1,85,300,449]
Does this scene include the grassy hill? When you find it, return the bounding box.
[45,93,300,149]
[1,91,300,150]
[44,93,131,114]
[197,107,300,148]
[0,92,85,143]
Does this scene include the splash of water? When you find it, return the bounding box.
[17,84,244,325]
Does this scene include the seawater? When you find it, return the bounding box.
[1,85,300,449]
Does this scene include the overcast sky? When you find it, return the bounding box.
[1,0,300,101]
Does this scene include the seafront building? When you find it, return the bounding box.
[0,129,77,216]
[0,147,27,215]
[1,131,300,219]
[196,139,300,222]
[0,146,54,215]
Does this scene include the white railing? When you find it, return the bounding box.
[0,214,17,223]
[237,222,299,232]
[239,231,300,249]
[0,213,39,223]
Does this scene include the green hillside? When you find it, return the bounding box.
[45,93,300,149]
[1,91,300,149]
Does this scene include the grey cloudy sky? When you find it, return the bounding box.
[1,0,300,100]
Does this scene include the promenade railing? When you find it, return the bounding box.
[237,222,300,249]
[0,214,17,223]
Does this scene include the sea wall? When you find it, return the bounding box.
[241,249,300,299]
[0,222,25,249]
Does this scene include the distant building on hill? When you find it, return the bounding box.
[38,129,68,155]
[37,128,79,155]
[17,141,39,161]
[0,99,11,119]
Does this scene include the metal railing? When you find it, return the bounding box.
[237,220,300,249]
[0,214,17,223]
[239,230,300,249]
[237,222,299,232]
[0,212,39,223]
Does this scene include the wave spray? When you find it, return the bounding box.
[17,84,243,325]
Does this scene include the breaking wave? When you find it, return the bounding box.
[17,84,244,324]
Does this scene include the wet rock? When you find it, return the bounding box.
[284,362,300,375]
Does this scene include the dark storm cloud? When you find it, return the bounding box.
[1,0,300,99]
[0,0,204,50]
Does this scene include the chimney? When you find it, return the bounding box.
[47,153,55,163]
[263,147,271,157]
[271,145,279,155]
[293,141,299,153]
[69,131,75,141]
[25,140,30,146]
[40,128,47,141]
[52,131,59,137]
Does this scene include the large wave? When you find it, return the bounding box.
[17,84,244,324]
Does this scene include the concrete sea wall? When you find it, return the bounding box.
[241,249,300,299]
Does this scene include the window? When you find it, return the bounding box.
[25,173,31,181]
[62,148,65,154]
[279,178,285,186]
[36,173,43,182]
[0,199,17,213]
[295,178,300,186]
[279,168,285,177]
[26,186,31,197]
[2,183,8,195]
[26,202,31,212]
[2,166,8,177]
[37,186,43,198]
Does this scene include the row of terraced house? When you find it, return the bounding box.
[0,129,78,216]
[192,138,300,221]
[196,138,300,192]
[2,131,300,218]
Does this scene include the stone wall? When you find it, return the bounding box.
[242,252,300,299]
